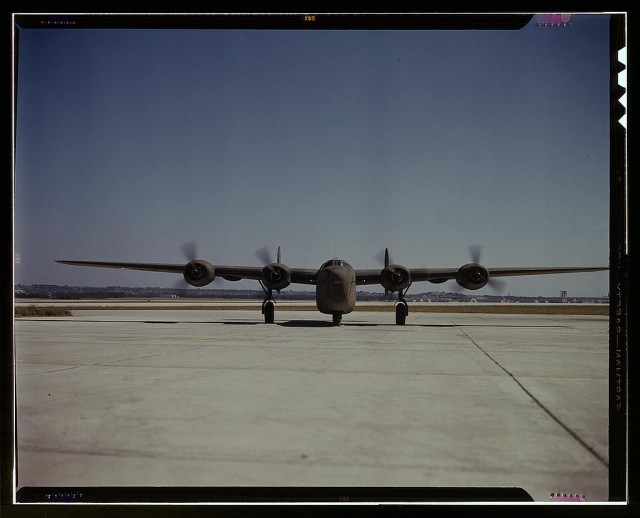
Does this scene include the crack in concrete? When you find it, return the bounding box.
[457,327,608,469]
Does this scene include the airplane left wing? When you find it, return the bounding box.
[56,260,187,273]
[55,260,317,285]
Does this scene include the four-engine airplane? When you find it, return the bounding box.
[57,246,608,325]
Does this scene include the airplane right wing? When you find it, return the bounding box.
[410,266,609,283]
[355,265,608,289]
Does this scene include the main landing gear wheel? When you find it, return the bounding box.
[260,281,276,324]
[262,300,275,324]
[395,300,408,325]
[332,312,342,326]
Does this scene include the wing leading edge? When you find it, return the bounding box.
[55,260,317,284]
[56,260,185,273]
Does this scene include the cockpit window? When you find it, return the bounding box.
[320,258,352,269]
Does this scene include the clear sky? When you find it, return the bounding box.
[14,14,611,297]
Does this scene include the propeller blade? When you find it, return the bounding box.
[448,281,464,294]
[173,272,223,289]
[180,242,198,262]
[177,242,223,288]
[448,277,506,295]
[467,244,506,293]
[488,278,506,293]
[277,246,281,264]
[469,244,482,264]
[172,278,191,290]
[174,242,198,288]
[255,246,273,265]
[375,248,393,267]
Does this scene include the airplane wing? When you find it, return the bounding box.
[414,266,607,283]
[55,260,318,284]
[57,260,606,288]
[56,260,186,273]
[356,266,607,286]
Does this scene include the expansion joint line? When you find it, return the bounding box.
[458,328,608,469]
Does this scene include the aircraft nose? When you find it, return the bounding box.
[324,267,351,303]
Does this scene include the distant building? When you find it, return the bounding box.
[561,290,568,303]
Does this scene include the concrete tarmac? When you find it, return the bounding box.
[15,308,609,502]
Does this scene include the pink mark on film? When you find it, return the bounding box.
[537,13,573,24]
[550,493,587,502]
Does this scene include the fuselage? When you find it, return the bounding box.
[315,258,356,315]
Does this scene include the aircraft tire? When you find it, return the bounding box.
[395,303,407,325]
[332,312,342,326]
[264,301,275,324]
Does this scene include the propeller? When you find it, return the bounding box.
[452,245,506,294]
[375,248,392,268]
[256,246,282,265]
[377,248,412,297]
[469,245,506,292]
[255,246,272,265]
[173,241,221,290]
[180,241,198,262]
[487,278,506,293]
[256,246,287,294]
[469,244,482,264]
[375,248,390,296]
[172,242,197,290]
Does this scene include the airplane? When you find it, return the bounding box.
[56,246,608,325]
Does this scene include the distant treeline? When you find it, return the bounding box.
[15,285,319,300]
[14,284,609,304]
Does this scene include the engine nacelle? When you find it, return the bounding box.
[456,263,489,290]
[183,260,216,287]
[381,265,411,292]
[262,263,291,291]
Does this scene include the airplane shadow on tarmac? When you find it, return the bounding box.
[200,321,565,328]
[228,320,460,328]
[21,318,566,329]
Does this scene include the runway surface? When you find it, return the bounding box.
[14,307,609,502]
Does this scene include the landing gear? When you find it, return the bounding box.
[332,312,342,326]
[262,299,275,324]
[395,292,408,325]
[260,281,276,324]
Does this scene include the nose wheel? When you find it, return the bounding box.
[395,292,408,325]
[332,312,342,326]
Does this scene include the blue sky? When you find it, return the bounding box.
[14,15,611,297]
